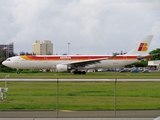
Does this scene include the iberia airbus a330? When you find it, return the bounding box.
[2,35,153,74]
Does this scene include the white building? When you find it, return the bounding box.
[32,40,53,55]
[148,60,160,71]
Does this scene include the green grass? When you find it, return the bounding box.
[0,81,160,110]
[0,71,160,79]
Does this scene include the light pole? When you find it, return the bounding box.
[5,74,9,88]
[68,43,70,55]
[114,78,117,118]
[3,74,9,100]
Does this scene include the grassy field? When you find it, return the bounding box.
[0,71,160,79]
[0,72,159,110]
[0,81,160,110]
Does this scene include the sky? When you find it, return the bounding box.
[0,0,160,55]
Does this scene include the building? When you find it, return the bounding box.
[32,40,53,55]
[0,42,14,58]
[148,60,160,72]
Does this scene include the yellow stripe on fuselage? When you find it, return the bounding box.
[20,56,31,60]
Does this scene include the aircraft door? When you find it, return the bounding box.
[123,56,127,62]
[44,57,48,63]
[15,57,19,64]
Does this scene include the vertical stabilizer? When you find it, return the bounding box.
[126,35,153,55]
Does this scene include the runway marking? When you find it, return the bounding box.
[60,110,74,112]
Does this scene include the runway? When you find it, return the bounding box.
[0,110,159,118]
[0,78,160,82]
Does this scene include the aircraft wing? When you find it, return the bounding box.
[64,55,116,68]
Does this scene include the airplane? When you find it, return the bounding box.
[2,35,153,74]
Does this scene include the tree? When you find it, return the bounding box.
[134,61,148,67]
[149,48,160,60]
[0,50,6,61]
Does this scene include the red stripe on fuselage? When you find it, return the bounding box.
[21,55,138,61]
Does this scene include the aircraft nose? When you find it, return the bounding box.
[2,60,10,68]
[2,61,6,66]
[2,61,10,67]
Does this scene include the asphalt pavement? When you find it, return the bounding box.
[0,78,160,82]
[0,110,159,118]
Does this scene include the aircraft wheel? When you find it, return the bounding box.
[74,71,78,74]
[82,71,86,74]
[78,71,82,74]
[73,70,86,75]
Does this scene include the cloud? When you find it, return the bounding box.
[0,0,159,55]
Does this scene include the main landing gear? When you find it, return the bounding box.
[73,70,86,74]
[17,69,20,74]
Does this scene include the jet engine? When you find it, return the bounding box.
[56,64,68,72]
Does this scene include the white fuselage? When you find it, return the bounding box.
[2,55,138,70]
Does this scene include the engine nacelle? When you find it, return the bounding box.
[56,64,68,72]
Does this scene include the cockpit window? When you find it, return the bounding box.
[6,59,11,61]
